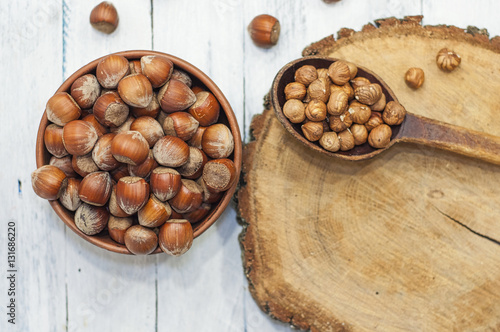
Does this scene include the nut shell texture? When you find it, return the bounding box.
[31,165,68,200]
[153,136,190,167]
[46,92,81,126]
[90,1,119,34]
[74,203,109,236]
[62,120,99,156]
[201,123,234,159]
[247,14,280,48]
[159,219,193,256]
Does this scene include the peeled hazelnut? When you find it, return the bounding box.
[90,1,119,34]
[305,100,327,122]
[93,92,130,127]
[301,121,324,142]
[44,124,69,158]
[316,68,329,81]
[350,124,368,145]
[345,62,358,80]
[128,149,158,178]
[140,55,174,88]
[319,132,340,152]
[383,101,406,125]
[110,130,150,166]
[96,54,129,89]
[327,90,349,116]
[78,171,112,206]
[202,158,237,193]
[130,116,164,147]
[436,48,461,72]
[329,111,352,132]
[162,112,199,141]
[150,167,182,201]
[171,69,192,87]
[138,194,172,228]
[350,77,370,90]
[178,147,208,179]
[370,93,386,112]
[196,177,223,204]
[74,203,109,236]
[31,165,68,200]
[348,100,372,124]
[153,136,190,167]
[50,155,77,178]
[332,82,354,101]
[117,74,153,108]
[328,61,351,86]
[338,129,355,151]
[365,112,384,131]
[169,179,203,214]
[247,14,280,48]
[108,185,131,217]
[92,133,120,171]
[368,124,392,149]
[62,120,99,156]
[124,225,158,255]
[284,82,307,100]
[188,91,220,127]
[354,83,382,105]
[116,176,150,215]
[201,123,234,159]
[70,74,101,109]
[283,99,306,124]
[187,126,207,150]
[82,114,108,137]
[295,65,318,86]
[72,153,100,177]
[157,79,196,113]
[183,203,211,224]
[130,92,160,118]
[45,92,81,126]
[59,178,82,211]
[405,67,425,89]
[108,216,133,244]
[307,78,330,103]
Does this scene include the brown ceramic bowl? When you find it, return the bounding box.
[36,50,242,255]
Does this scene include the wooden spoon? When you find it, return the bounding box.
[272,56,500,164]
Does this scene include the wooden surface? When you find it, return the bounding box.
[239,17,500,332]
[2,1,500,331]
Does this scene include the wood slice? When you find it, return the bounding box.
[238,16,500,332]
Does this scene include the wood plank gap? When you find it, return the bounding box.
[62,0,69,80]
[150,0,154,50]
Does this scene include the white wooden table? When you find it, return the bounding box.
[1,1,499,331]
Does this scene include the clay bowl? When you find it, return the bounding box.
[36,50,242,255]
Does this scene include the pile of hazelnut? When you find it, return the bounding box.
[282,60,406,152]
[31,54,237,256]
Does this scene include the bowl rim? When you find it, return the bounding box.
[36,50,242,255]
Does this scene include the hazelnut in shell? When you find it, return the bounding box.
[96,54,130,89]
[128,150,158,179]
[62,120,99,156]
[202,158,237,193]
[78,171,112,206]
[196,177,223,204]
[171,69,192,87]
[201,123,234,159]
[110,130,150,166]
[44,124,69,158]
[150,167,182,201]
[130,116,164,148]
[59,178,82,212]
[169,179,203,214]
[130,92,160,118]
[82,114,108,138]
[162,112,199,141]
[247,14,280,48]
[140,55,174,88]
[45,92,81,126]
[368,124,392,149]
[116,176,150,215]
[70,74,101,109]
[72,153,99,178]
[183,203,211,224]
[178,147,208,180]
[188,91,220,127]
[31,165,68,200]
[93,92,130,128]
[49,155,77,178]
[108,216,133,244]
[108,185,131,217]
[92,133,120,171]
[153,136,190,167]
[138,194,172,228]
[157,79,196,113]
[117,74,153,108]
[159,219,193,256]
[74,203,109,236]
[90,1,119,34]
[124,225,158,255]
[187,126,207,150]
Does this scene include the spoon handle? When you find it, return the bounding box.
[398,113,500,165]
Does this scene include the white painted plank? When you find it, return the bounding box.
[61,1,157,331]
[0,0,67,331]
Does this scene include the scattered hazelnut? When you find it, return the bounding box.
[247,14,280,48]
[382,101,406,126]
[90,1,119,34]
[368,124,392,149]
[405,68,425,89]
[436,48,461,72]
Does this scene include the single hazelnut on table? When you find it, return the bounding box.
[31,165,68,200]
[247,14,280,48]
[110,130,150,166]
[295,65,318,86]
[364,112,384,131]
[157,79,196,113]
[350,76,370,90]
[328,61,351,86]
[348,100,371,125]
[72,153,99,178]
[59,178,82,212]
[319,132,340,152]
[284,82,307,100]
[338,129,355,151]
[92,133,120,171]
[74,203,109,236]
[152,135,190,167]
[78,171,112,207]
[128,149,158,178]
[62,120,99,156]
[70,74,101,109]
[307,78,330,103]
[327,90,349,116]
[354,83,382,105]
[159,219,193,256]
[171,69,192,88]
[169,179,203,214]
[93,91,130,128]
[115,176,150,215]
[162,112,200,141]
[49,155,77,178]
[178,147,208,180]
[305,100,327,122]
[44,124,69,158]
[130,116,164,148]
[283,99,305,124]
[436,48,461,72]
[108,216,133,244]
[124,225,158,255]
[382,101,406,126]
[301,121,324,142]
[150,167,182,201]
[368,124,392,149]
[329,111,352,132]
[96,54,129,89]
[117,74,153,108]
[140,55,174,88]
[188,91,220,127]
[350,124,368,145]
[405,68,425,89]
[138,194,172,228]
[201,123,234,159]
[90,1,119,34]
[202,158,237,193]
[183,203,211,224]
[45,92,81,126]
